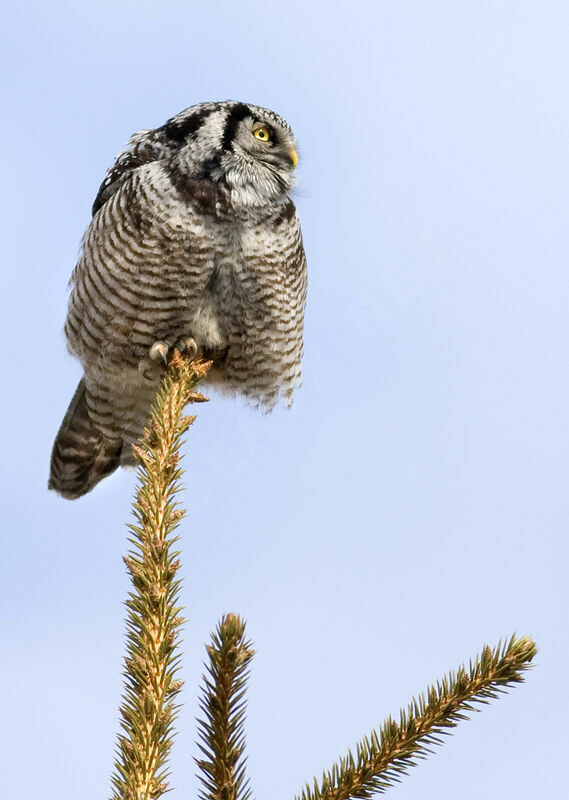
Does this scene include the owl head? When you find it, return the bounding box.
[162,101,299,208]
[92,101,300,216]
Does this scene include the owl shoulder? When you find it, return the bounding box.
[91,127,173,216]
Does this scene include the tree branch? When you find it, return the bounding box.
[110,353,210,800]
[196,614,255,800]
[295,634,537,800]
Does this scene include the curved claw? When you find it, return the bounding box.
[149,340,170,366]
[138,357,160,384]
[138,337,199,384]
[138,339,170,384]
[175,336,198,361]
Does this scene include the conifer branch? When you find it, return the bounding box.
[111,353,211,800]
[104,350,537,800]
[196,614,255,800]
[295,634,537,800]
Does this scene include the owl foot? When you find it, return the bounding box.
[172,336,199,361]
[138,337,199,383]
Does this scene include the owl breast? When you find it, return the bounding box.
[67,162,305,411]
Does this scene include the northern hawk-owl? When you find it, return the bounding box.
[49,101,307,500]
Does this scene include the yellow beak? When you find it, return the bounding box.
[289,148,299,169]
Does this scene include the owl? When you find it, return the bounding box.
[49,101,307,500]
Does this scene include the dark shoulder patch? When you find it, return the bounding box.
[168,166,229,216]
[221,103,251,151]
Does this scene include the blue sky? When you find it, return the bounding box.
[1,2,567,798]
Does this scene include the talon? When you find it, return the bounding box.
[149,340,170,366]
[141,336,199,379]
[138,357,159,384]
[175,336,198,361]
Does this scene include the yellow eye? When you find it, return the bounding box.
[253,125,272,142]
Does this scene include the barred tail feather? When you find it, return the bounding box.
[48,380,123,500]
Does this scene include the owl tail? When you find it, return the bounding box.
[48,379,123,500]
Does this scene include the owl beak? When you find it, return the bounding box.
[288,148,299,169]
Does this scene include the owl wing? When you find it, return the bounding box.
[69,158,220,375]
[67,158,219,471]
[91,127,173,215]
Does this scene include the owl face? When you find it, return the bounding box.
[165,102,299,207]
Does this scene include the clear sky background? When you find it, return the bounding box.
[1,2,567,798]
